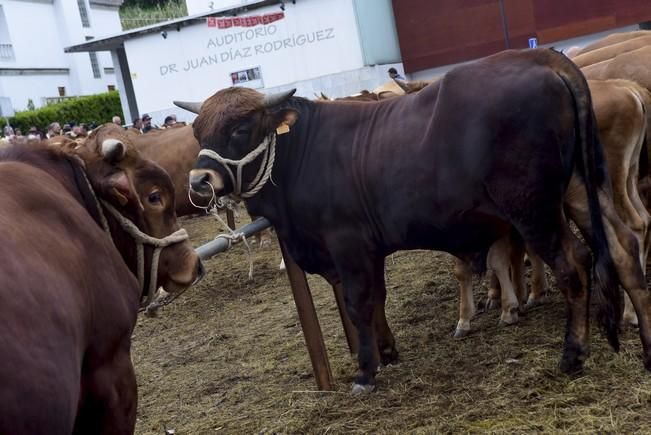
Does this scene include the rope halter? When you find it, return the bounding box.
[197,133,276,200]
[100,200,190,309]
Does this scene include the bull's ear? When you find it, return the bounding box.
[271,108,299,129]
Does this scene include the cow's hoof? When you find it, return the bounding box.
[486,298,500,311]
[559,347,586,376]
[525,295,545,309]
[351,383,375,395]
[623,313,639,328]
[644,354,651,372]
[453,327,470,338]
[143,306,159,318]
[499,308,519,325]
[380,347,399,366]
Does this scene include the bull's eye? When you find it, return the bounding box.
[148,191,162,204]
[232,127,250,137]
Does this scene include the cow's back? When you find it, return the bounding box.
[0,162,137,433]
[573,30,651,56]
[582,46,651,92]
[572,34,651,68]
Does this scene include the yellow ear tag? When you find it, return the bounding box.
[276,122,290,135]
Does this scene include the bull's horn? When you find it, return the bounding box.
[173,100,203,114]
[392,78,411,93]
[101,138,125,163]
[262,89,296,108]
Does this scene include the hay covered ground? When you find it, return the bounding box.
[133,213,651,434]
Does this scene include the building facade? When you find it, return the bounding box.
[66,0,651,126]
[67,0,403,125]
[0,0,122,116]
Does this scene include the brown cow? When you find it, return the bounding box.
[571,30,651,58]
[454,79,651,336]
[0,123,202,433]
[572,34,651,69]
[182,49,630,391]
[581,45,651,93]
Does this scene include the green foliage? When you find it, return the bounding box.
[120,0,187,31]
[0,92,123,133]
[26,99,35,111]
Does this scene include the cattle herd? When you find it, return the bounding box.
[2,30,651,433]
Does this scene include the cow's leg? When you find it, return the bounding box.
[493,178,592,373]
[73,347,137,435]
[509,233,527,305]
[332,247,384,393]
[525,220,592,374]
[373,286,398,366]
[567,190,651,368]
[453,257,475,337]
[485,270,501,310]
[526,250,548,307]
[487,235,519,325]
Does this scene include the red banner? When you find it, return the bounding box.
[207,12,285,28]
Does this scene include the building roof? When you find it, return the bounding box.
[64,0,282,53]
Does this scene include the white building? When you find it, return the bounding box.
[0,0,122,116]
[66,0,403,125]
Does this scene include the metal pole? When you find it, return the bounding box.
[498,0,511,49]
[195,217,272,259]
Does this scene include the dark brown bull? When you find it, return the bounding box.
[0,123,203,433]
[180,48,624,393]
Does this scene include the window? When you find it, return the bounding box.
[0,6,14,61]
[107,85,115,92]
[85,36,100,79]
[77,0,90,28]
[58,87,66,97]
[230,66,264,89]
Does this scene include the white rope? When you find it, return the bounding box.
[101,200,190,309]
[188,180,255,280]
[197,133,276,200]
[78,165,190,311]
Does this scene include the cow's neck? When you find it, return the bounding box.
[242,98,315,221]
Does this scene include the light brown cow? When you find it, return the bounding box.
[454,79,651,337]
[571,30,651,58]
[581,45,651,93]
[572,34,651,68]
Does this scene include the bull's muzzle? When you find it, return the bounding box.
[189,169,223,196]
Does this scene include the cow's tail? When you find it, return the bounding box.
[554,52,621,351]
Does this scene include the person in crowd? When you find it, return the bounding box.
[163,114,177,128]
[387,67,405,80]
[112,115,122,127]
[141,114,157,133]
[27,126,41,140]
[132,117,143,131]
[47,122,61,139]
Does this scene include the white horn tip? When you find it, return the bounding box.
[101,138,125,161]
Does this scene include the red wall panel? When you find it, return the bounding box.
[393,0,651,72]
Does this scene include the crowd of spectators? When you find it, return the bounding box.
[1,112,184,146]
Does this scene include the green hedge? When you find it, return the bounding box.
[1,91,123,133]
